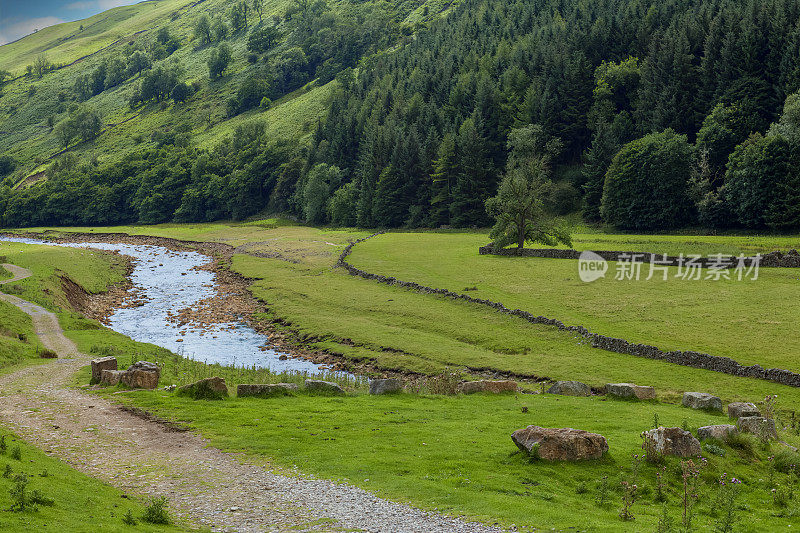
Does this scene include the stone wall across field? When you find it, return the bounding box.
[338,233,800,388]
[478,243,800,268]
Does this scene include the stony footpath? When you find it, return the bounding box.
[0,263,503,533]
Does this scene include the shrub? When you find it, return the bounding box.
[10,445,21,461]
[122,509,137,525]
[9,474,29,511]
[175,379,228,400]
[425,370,461,395]
[208,44,232,80]
[595,475,610,508]
[772,448,800,474]
[142,496,170,524]
[704,442,726,457]
[30,489,54,507]
[601,129,695,230]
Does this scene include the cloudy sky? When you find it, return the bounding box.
[0,0,142,45]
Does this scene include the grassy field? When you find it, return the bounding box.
[0,428,188,531]
[100,383,800,531]
[13,223,800,410]
[7,222,800,529]
[349,231,800,373]
[0,241,126,310]
[0,300,43,369]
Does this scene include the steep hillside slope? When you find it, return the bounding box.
[0,0,196,74]
[0,0,445,186]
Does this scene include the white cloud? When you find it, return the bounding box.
[0,16,64,45]
[65,1,95,9]
[65,0,139,10]
[99,0,139,8]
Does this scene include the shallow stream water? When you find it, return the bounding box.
[0,236,328,373]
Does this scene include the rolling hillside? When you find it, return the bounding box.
[0,0,445,187]
[0,0,197,74]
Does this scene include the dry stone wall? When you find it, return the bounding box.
[478,243,800,268]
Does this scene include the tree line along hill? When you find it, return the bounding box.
[1,0,800,233]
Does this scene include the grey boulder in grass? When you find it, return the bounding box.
[369,378,402,395]
[99,369,124,386]
[305,379,345,395]
[697,424,738,441]
[91,356,117,384]
[120,361,160,390]
[605,383,656,400]
[682,392,723,412]
[727,402,760,419]
[177,376,229,400]
[643,427,701,457]
[737,416,778,439]
[237,383,298,398]
[511,426,608,461]
[547,381,591,396]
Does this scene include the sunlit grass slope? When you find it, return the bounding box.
[0,0,196,75]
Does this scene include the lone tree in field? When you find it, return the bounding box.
[485,125,572,250]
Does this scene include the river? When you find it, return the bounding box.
[0,236,328,373]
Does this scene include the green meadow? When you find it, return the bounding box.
[7,223,800,530]
[349,231,800,373]
[102,380,800,531]
[13,223,800,409]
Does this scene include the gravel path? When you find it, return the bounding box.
[0,264,504,533]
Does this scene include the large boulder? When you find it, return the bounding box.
[305,379,345,395]
[547,381,591,397]
[177,377,228,400]
[738,416,778,439]
[605,383,656,400]
[697,425,738,441]
[91,356,117,384]
[99,369,124,387]
[237,383,298,398]
[643,427,701,457]
[120,361,160,390]
[459,380,518,394]
[369,378,402,395]
[682,392,723,412]
[728,402,760,419]
[511,426,608,461]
